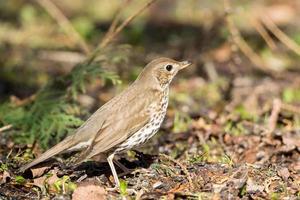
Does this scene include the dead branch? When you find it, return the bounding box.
[85,0,157,65]
[261,15,300,56]
[223,0,273,74]
[250,17,277,51]
[98,0,157,49]
[101,0,131,45]
[36,0,90,54]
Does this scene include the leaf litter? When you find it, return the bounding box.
[0,73,299,199]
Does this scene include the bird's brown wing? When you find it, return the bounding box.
[84,88,158,159]
[19,84,153,171]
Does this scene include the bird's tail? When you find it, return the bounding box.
[19,136,74,172]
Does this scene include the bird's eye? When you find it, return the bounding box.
[165,64,173,71]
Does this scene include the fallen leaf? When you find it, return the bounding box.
[277,167,290,181]
[31,166,50,178]
[0,171,11,184]
[33,169,59,189]
[72,183,106,200]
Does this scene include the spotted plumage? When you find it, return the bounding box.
[115,89,169,152]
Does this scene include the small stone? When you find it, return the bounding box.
[246,178,264,193]
[153,181,164,189]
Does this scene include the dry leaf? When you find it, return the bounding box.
[33,169,59,189]
[72,183,107,200]
[31,166,51,178]
[0,171,11,184]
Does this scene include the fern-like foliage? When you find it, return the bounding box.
[0,45,130,149]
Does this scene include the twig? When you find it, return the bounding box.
[101,0,131,45]
[0,124,13,133]
[98,0,157,49]
[261,15,300,56]
[159,154,194,190]
[85,0,157,66]
[250,17,277,51]
[268,98,281,134]
[281,103,300,115]
[36,0,90,54]
[223,0,272,74]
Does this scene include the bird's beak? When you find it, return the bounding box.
[179,60,192,70]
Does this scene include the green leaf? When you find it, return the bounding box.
[0,163,8,172]
[282,88,300,103]
[15,175,26,185]
[234,105,256,121]
[119,179,128,196]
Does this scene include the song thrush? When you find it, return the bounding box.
[20,57,191,187]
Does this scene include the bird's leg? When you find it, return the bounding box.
[108,154,137,194]
[107,153,120,187]
[113,159,132,175]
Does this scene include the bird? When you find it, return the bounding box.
[20,57,191,188]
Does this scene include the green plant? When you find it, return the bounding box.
[0,46,130,149]
[172,111,191,133]
[0,163,8,172]
[15,175,26,185]
[282,88,300,103]
[219,154,234,166]
[233,105,257,121]
[119,179,128,196]
[224,121,247,136]
[188,153,208,164]
[53,175,77,194]
[270,192,280,200]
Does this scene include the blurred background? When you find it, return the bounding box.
[0,0,300,198]
[1,0,300,99]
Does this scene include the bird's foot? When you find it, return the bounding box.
[114,159,134,175]
[118,169,134,177]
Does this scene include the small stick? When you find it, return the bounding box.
[261,15,300,56]
[281,103,300,115]
[98,0,157,49]
[223,0,273,74]
[251,16,277,51]
[0,124,13,133]
[85,0,157,66]
[101,0,131,44]
[268,98,281,134]
[36,0,90,54]
[159,154,194,190]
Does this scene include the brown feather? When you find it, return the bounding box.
[20,57,190,172]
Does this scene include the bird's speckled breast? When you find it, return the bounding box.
[114,89,169,153]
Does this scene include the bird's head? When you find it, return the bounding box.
[137,57,191,90]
